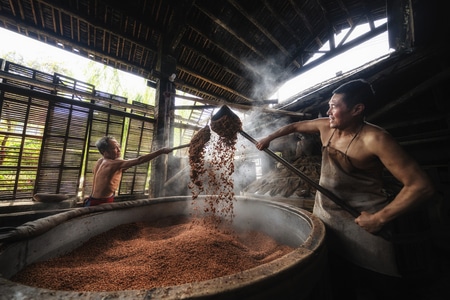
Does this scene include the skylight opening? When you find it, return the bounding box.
[272,18,392,103]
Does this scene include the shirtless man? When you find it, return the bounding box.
[256,79,435,299]
[84,136,173,207]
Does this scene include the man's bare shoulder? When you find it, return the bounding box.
[96,157,124,170]
[363,122,393,141]
[93,157,104,171]
[362,123,401,156]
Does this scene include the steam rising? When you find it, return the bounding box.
[242,56,289,101]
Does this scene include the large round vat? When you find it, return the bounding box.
[0,196,328,299]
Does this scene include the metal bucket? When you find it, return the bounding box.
[0,196,328,299]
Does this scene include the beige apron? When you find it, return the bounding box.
[313,125,400,277]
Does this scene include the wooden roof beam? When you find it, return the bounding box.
[177,64,253,102]
[227,0,300,68]
[180,42,248,82]
[187,25,265,78]
[193,3,269,63]
[288,0,323,48]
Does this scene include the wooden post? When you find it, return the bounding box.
[150,54,176,198]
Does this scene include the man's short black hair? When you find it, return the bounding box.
[333,79,376,115]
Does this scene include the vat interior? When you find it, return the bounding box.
[0,196,314,279]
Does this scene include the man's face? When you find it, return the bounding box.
[326,93,352,129]
[105,139,121,159]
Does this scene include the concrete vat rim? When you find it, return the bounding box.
[0,196,327,299]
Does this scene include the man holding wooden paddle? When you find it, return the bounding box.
[256,79,435,299]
